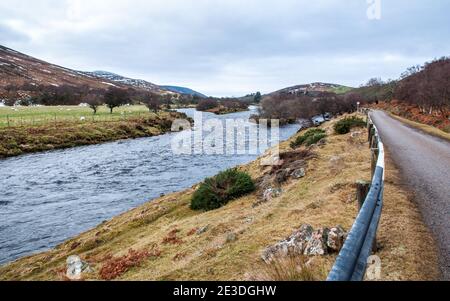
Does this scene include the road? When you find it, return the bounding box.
[370,111,450,280]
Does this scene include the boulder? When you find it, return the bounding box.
[304,228,330,256]
[261,224,313,263]
[226,232,238,243]
[275,169,291,184]
[291,168,306,179]
[196,225,210,235]
[261,225,347,263]
[262,187,283,202]
[327,226,346,252]
[66,255,93,280]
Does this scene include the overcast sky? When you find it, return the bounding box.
[0,0,449,96]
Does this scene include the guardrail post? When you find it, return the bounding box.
[356,180,371,210]
[371,147,379,179]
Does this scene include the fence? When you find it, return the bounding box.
[0,111,149,128]
[327,111,385,281]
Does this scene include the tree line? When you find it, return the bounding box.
[259,56,450,123]
[0,84,200,114]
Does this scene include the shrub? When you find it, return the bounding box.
[334,117,366,135]
[191,169,255,211]
[291,128,326,149]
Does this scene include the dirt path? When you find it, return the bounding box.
[371,111,450,280]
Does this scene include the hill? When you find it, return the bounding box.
[82,71,163,93]
[271,82,353,96]
[160,85,207,98]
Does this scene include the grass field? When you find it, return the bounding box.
[0,105,153,128]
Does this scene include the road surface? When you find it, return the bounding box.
[371,111,450,280]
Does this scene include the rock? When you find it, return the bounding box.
[261,224,314,263]
[66,255,93,280]
[262,187,283,202]
[303,228,330,256]
[291,168,306,179]
[327,226,346,252]
[289,160,307,171]
[351,131,363,138]
[196,225,210,235]
[226,232,238,243]
[257,174,273,191]
[275,169,291,184]
[317,138,327,146]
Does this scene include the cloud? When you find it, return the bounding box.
[0,0,449,96]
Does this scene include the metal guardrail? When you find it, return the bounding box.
[327,112,385,281]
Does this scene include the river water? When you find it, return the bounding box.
[0,107,300,264]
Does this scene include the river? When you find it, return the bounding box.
[0,106,300,264]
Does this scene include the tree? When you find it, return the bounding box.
[163,94,173,110]
[104,87,129,114]
[254,92,262,104]
[197,98,219,111]
[144,93,163,113]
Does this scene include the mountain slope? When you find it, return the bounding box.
[0,45,126,92]
[0,45,173,99]
[272,82,353,96]
[160,85,207,98]
[82,71,162,92]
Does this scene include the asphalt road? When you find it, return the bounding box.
[371,111,450,280]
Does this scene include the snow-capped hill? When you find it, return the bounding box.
[83,71,161,92]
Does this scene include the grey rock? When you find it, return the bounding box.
[226,232,238,243]
[304,228,330,256]
[327,226,346,252]
[292,168,306,179]
[196,225,210,235]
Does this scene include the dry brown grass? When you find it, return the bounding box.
[0,113,439,281]
[389,113,450,142]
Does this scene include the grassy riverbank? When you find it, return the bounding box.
[0,113,439,281]
[0,110,190,158]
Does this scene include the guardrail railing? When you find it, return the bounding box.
[327,112,385,281]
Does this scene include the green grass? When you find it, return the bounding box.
[290,128,327,149]
[328,86,354,95]
[0,105,154,128]
[334,117,366,135]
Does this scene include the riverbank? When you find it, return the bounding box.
[201,106,249,115]
[0,111,190,158]
[0,113,439,280]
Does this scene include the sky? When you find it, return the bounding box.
[0,0,449,97]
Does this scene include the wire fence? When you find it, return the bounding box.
[0,111,151,128]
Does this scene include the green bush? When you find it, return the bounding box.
[291,128,326,149]
[334,117,366,135]
[191,169,255,211]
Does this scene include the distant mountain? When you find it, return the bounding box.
[82,71,163,92]
[160,85,207,98]
[271,82,353,96]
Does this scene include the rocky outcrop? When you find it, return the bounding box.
[261,224,347,263]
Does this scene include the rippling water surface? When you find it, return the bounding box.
[0,107,299,264]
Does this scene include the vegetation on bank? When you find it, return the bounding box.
[196,98,249,115]
[290,128,327,149]
[191,169,255,211]
[0,111,190,158]
[334,117,366,135]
